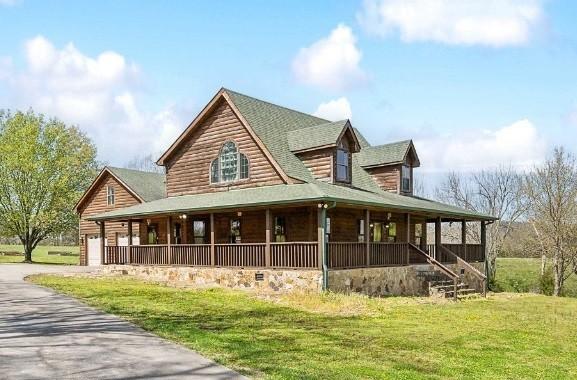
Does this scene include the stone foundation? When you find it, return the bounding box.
[328,262,486,297]
[101,265,323,293]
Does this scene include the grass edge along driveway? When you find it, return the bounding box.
[29,275,577,380]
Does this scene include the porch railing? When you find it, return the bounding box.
[271,242,318,268]
[104,241,484,270]
[215,243,266,267]
[172,244,211,266]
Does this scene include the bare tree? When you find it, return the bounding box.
[524,147,577,296]
[436,167,527,286]
[126,153,164,174]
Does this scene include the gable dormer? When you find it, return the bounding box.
[356,140,420,195]
[289,120,360,185]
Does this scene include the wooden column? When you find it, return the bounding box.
[435,217,442,260]
[365,209,370,267]
[210,213,215,266]
[99,221,105,265]
[265,209,271,267]
[317,204,329,290]
[405,213,411,264]
[127,220,133,264]
[481,221,487,261]
[166,216,172,265]
[420,221,427,251]
[461,220,467,261]
[317,206,326,271]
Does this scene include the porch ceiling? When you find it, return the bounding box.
[86,181,496,222]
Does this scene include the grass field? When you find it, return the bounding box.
[495,258,577,297]
[30,275,577,380]
[0,244,79,265]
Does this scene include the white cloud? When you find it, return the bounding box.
[292,24,366,91]
[414,119,546,172]
[0,0,19,6]
[0,35,186,165]
[313,97,352,121]
[357,0,544,47]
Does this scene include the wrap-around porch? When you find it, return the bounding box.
[98,204,487,272]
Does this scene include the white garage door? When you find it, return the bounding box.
[117,235,140,246]
[87,235,107,266]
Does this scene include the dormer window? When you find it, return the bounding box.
[210,141,249,184]
[335,141,350,182]
[401,165,411,193]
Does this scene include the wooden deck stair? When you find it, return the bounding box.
[428,278,480,299]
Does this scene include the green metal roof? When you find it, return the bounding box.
[355,140,413,168]
[87,180,495,222]
[287,120,349,152]
[107,166,166,202]
[85,90,495,222]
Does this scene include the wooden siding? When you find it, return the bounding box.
[164,99,284,196]
[367,165,400,193]
[78,174,141,265]
[298,148,333,182]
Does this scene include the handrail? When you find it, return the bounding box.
[440,244,487,297]
[408,243,459,300]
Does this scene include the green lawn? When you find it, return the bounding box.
[495,257,577,297]
[0,244,79,265]
[30,275,577,379]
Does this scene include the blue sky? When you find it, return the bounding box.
[1,0,576,177]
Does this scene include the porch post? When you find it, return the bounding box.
[365,209,370,267]
[461,220,467,261]
[265,209,271,267]
[99,221,105,265]
[317,204,327,290]
[481,221,487,264]
[405,213,411,265]
[166,216,172,265]
[435,217,442,261]
[420,221,427,251]
[127,219,132,264]
[210,213,215,266]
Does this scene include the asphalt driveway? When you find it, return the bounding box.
[0,264,246,380]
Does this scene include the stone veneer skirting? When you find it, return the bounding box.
[328,262,486,297]
[102,265,323,293]
[101,262,484,297]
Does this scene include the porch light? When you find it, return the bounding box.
[181,214,187,220]
[146,219,151,226]
[237,211,242,217]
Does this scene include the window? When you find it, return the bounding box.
[147,224,158,244]
[401,165,411,192]
[193,220,206,244]
[230,219,241,243]
[174,223,182,244]
[107,186,115,205]
[387,222,397,242]
[210,141,249,183]
[274,216,286,242]
[372,222,383,242]
[335,142,350,182]
[357,219,365,242]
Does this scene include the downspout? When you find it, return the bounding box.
[322,201,337,291]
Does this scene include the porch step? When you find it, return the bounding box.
[428,279,481,300]
[442,288,479,299]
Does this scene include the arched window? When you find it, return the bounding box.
[210,141,249,183]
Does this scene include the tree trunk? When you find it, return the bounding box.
[23,243,33,263]
[541,254,546,276]
[553,254,561,297]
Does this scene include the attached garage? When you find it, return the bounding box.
[87,235,107,266]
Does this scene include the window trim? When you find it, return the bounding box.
[106,186,115,206]
[401,164,412,193]
[209,140,251,185]
[335,145,351,183]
